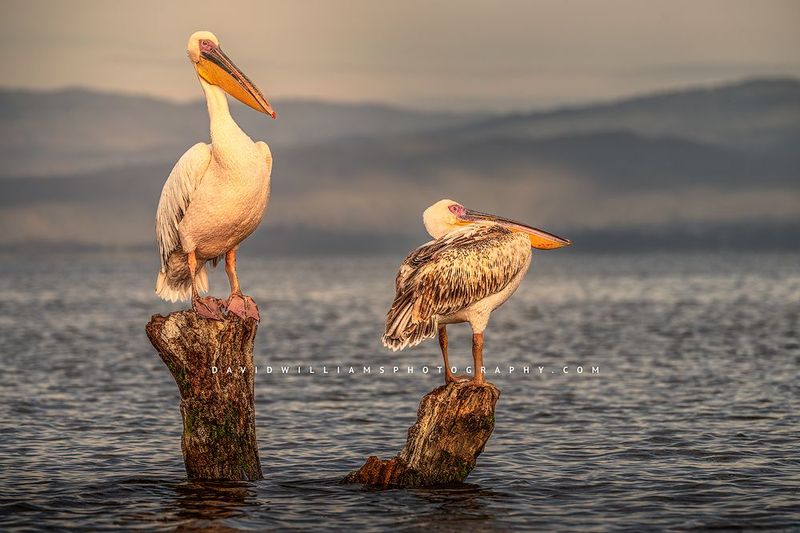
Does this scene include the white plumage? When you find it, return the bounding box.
[155,143,212,301]
[154,31,276,320]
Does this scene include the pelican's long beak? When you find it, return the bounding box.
[196,45,276,118]
[462,209,572,250]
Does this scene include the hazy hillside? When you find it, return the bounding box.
[4,78,799,178]
[448,78,800,158]
[0,89,474,178]
[0,78,798,252]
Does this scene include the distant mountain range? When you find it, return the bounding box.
[445,78,800,157]
[0,89,476,178]
[0,78,798,252]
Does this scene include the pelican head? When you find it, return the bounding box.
[423,199,571,249]
[187,30,276,118]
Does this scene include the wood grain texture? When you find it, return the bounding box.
[145,310,263,481]
[343,380,500,487]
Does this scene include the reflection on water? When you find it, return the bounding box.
[172,481,252,526]
[0,251,798,530]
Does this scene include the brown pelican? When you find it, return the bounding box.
[155,31,275,321]
[383,199,571,384]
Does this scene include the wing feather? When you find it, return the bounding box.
[407,225,530,319]
[383,224,531,350]
[155,143,212,269]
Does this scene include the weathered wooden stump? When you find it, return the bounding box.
[145,310,263,481]
[343,380,500,487]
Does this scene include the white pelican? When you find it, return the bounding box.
[155,31,276,321]
[383,199,571,384]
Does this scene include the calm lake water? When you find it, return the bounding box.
[0,250,798,531]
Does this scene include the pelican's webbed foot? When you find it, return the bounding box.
[192,296,225,321]
[227,293,260,322]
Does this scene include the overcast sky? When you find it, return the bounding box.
[1,0,798,111]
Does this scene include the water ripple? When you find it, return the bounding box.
[0,251,798,530]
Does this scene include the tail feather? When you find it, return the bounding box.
[155,251,208,302]
[382,296,438,351]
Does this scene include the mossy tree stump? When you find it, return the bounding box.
[146,310,263,481]
[343,380,500,487]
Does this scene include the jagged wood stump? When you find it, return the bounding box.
[145,310,263,481]
[343,380,500,487]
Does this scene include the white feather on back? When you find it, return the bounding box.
[155,142,212,270]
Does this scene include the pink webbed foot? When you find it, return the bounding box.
[227,293,260,322]
[192,296,225,321]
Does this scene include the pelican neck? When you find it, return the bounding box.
[199,77,246,143]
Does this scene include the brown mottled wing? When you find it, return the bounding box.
[407,225,530,320]
[383,224,530,350]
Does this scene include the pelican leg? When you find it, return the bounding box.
[438,326,456,383]
[189,250,224,320]
[225,248,260,321]
[471,332,486,385]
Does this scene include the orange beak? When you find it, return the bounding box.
[462,209,571,249]
[195,45,276,118]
